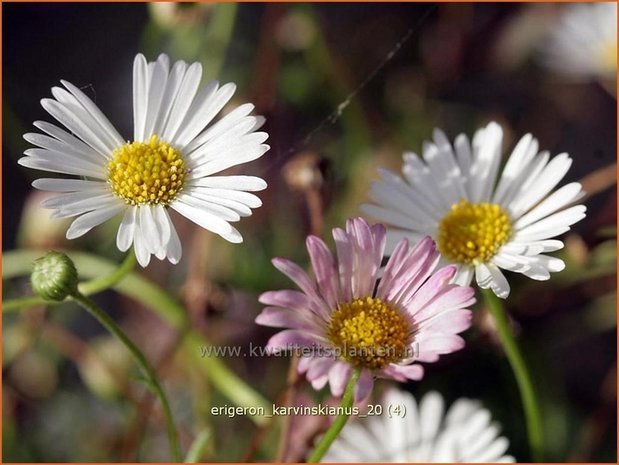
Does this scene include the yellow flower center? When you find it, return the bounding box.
[107,135,186,206]
[327,297,411,370]
[599,40,617,73]
[438,199,512,265]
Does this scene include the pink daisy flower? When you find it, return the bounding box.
[255,217,475,401]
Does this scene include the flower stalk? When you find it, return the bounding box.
[306,368,361,463]
[70,290,182,461]
[27,251,181,461]
[482,289,543,461]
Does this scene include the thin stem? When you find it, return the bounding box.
[307,369,361,463]
[482,289,543,462]
[3,249,271,425]
[184,428,212,463]
[79,251,137,295]
[70,291,181,462]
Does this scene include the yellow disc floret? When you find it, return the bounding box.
[438,199,512,265]
[107,135,186,206]
[327,297,410,370]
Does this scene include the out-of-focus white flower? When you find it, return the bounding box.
[321,388,516,463]
[540,2,617,80]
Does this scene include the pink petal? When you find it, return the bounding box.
[379,236,440,306]
[415,352,440,363]
[305,357,338,391]
[416,334,466,355]
[255,306,322,331]
[406,264,458,312]
[333,227,353,301]
[272,258,318,296]
[311,373,329,390]
[416,308,473,335]
[259,289,329,321]
[265,330,320,353]
[328,361,353,397]
[376,238,413,300]
[409,285,475,324]
[354,369,374,401]
[346,217,383,298]
[380,363,425,381]
[306,235,340,309]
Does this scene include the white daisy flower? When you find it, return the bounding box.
[321,388,516,463]
[362,121,586,299]
[540,2,617,80]
[19,53,270,267]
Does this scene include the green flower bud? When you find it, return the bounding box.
[31,251,79,301]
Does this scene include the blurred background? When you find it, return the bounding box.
[3,2,616,462]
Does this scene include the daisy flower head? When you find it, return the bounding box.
[320,388,515,463]
[540,2,617,81]
[362,121,586,299]
[256,217,475,401]
[19,53,270,267]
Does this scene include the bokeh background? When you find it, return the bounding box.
[3,2,616,462]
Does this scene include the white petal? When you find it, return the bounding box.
[188,141,269,178]
[501,239,564,255]
[191,187,262,208]
[178,193,241,222]
[142,58,169,139]
[117,207,137,252]
[40,98,112,158]
[153,60,188,136]
[492,133,538,204]
[402,151,452,212]
[469,122,503,202]
[133,54,149,141]
[133,223,152,267]
[50,86,121,155]
[183,101,255,155]
[18,155,105,179]
[60,80,124,148]
[32,178,106,192]
[66,203,124,239]
[514,205,587,241]
[33,121,106,162]
[189,175,267,191]
[161,62,202,143]
[46,193,118,218]
[508,153,573,218]
[476,262,510,298]
[171,199,242,243]
[22,147,103,172]
[159,208,181,263]
[360,203,424,231]
[139,205,162,252]
[152,205,172,250]
[514,182,583,229]
[175,82,237,149]
[24,132,102,165]
[419,391,444,442]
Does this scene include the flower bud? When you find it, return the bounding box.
[31,251,79,301]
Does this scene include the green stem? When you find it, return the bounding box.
[307,369,361,463]
[79,251,137,295]
[70,291,181,462]
[184,428,212,463]
[3,249,271,425]
[482,289,543,462]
